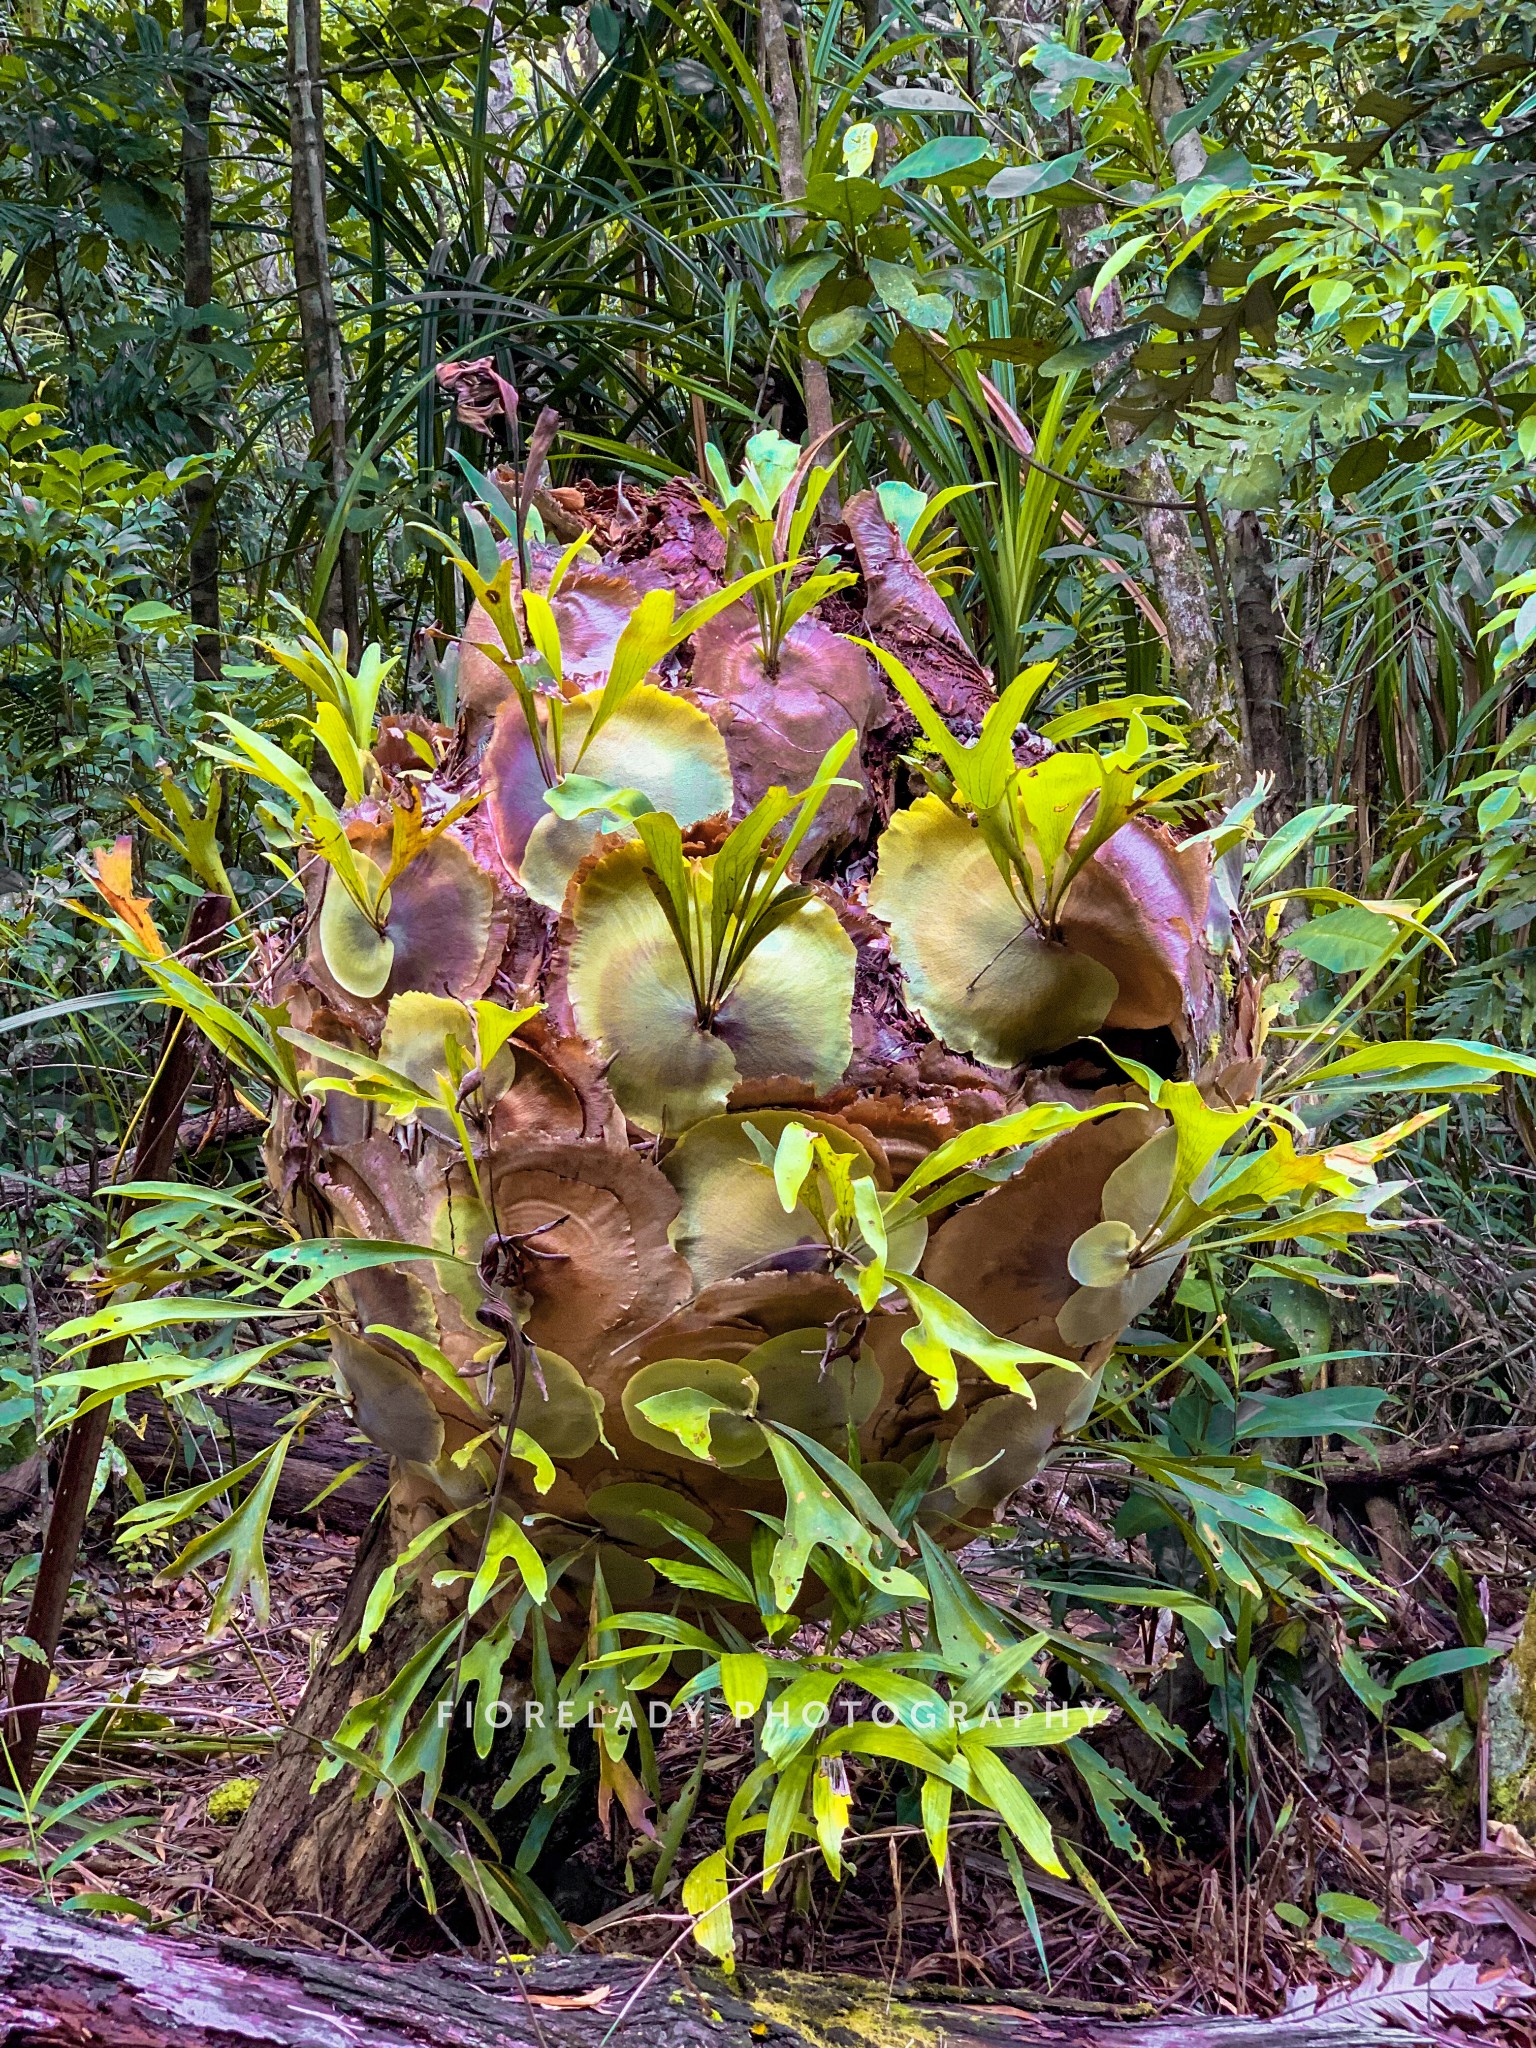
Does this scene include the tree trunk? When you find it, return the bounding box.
[1099,0,1207,186]
[181,0,221,685]
[1098,0,1304,806]
[287,0,360,654]
[759,0,839,504]
[1226,507,1299,824]
[1055,201,1235,778]
[214,1502,432,1939]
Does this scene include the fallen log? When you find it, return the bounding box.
[1318,1426,1536,1486]
[120,1392,387,1536]
[0,1889,1448,2046]
[0,1105,264,1217]
[0,1400,384,1542]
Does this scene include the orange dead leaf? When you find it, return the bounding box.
[524,1987,613,2010]
[596,1743,656,1840]
[90,836,166,957]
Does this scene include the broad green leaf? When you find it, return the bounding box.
[578,588,678,747]
[48,1299,273,1359]
[842,121,879,176]
[896,1274,1069,1408]
[772,1120,817,1213]
[961,1705,1107,1749]
[866,258,954,334]
[882,137,990,186]
[521,588,564,688]
[893,1100,1104,1205]
[162,1436,290,1632]
[1288,906,1399,975]
[1067,1219,1138,1287]
[870,797,1116,1064]
[636,1385,752,1462]
[1338,1644,1394,1719]
[763,1668,840,1761]
[1089,235,1153,309]
[317,864,394,998]
[719,1651,769,1717]
[1304,1039,1536,1088]
[763,1434,925,1610]
[846,1662,951,1736]
[921,1773,952,1876]
[570,839,855,1134]
[766,251,840,312]
[541,774,654,821]
[468,1508,549,1612]
[967,665,1055,812]
[1235,1387,1388,1442]
[962,1739,1065,1876]
[819,1721,970,1787]
[768,1423,903,1546]
[986,152,1085,200]
[1248,803,1352,888]
[762,1753,814,1888]
[1391,1645,1502,1693]
[331,1330,445,1462]
[1025,1579,1230,1647]
[356,1510,471,1653]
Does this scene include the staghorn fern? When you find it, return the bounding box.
[80,454,1445,1948]
[260,468,1222,1619]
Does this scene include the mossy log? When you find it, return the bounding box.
[1488,1580,1536,1832]
[0,1890,1416,2047]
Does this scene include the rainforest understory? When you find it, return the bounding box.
[6,0,1536,2038]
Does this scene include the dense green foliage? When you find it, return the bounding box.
[4,0,1536,1970]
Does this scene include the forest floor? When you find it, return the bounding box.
[4,1453,1536,2040]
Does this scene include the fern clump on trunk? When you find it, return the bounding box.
[184,444,1316,1941]
[265,454,1218,1652]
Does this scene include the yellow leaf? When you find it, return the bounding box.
[683,1848,736,1967]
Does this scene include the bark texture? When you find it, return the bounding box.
[214,1504,429,1938]
[180,0,221,684]
[287,0,360,652]
[1056,201,1233,776]
[1226,507,1299,823]
[0,1892,1414,2047]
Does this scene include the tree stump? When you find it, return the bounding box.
[215,1506,436,1940]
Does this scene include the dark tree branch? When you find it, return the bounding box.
[4,896,230,1788]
